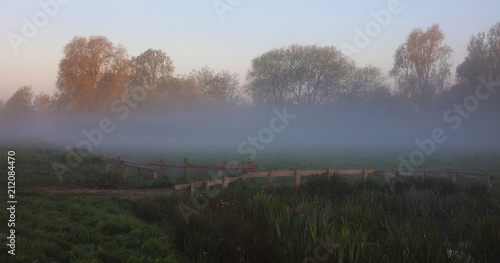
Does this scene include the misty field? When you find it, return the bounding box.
[0,143,499,262]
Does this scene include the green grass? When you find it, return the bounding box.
[0,143,499,262]
[0,195,181,263]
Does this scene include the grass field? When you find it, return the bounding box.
[0,143,499,262]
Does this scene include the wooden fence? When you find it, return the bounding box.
[173,169,493,198]
[146,158,258,180]
[106,154,161,181]
[104,155,493,197]
[105,154,258,181]
[175,168,377,198]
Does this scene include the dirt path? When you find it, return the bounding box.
[19,187,174,200]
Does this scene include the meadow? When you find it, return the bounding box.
[0,142,499,262]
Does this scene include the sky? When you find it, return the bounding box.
[1,0,499,101]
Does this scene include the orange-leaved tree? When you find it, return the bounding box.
[56,35,131,113]
[390,24,453,111]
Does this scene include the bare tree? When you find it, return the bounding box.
[390,24,453,111]
[56,35,131,112]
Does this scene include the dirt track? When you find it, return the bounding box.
[19,187,174,200]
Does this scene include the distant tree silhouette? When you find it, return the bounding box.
[189,66,240,104]
[4,85,34,115]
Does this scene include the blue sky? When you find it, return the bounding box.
[1,0,499,101]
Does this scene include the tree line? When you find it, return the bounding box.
[1,22,499,118]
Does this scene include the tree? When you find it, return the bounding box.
[0,99,4,119]
[457,22,500,85]
[56,35,131,112]
[4,85,34,115]
[341,65,390,103]
[129,48,174,89]
[245,47,291,104]
[33,92,53,114]
[390,24,453,111]
[189,66,240,104]
[246,44,377,106]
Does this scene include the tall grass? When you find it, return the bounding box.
[135,175,499,262]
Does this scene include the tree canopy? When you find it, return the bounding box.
[4,85,34,115]
[390,24,453,111]
[246,44,388,107]
[56,35,131,112]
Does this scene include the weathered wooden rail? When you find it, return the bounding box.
[146,158,257,181]
[105,154,493,197]
[105,154,258,181]
[174,169,493,198]
[106,155,161,180]
[175,168,377,197]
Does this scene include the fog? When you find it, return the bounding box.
[2,103,500,160]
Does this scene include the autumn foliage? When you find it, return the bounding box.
[2,22,499,117]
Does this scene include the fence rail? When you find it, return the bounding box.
[104,154,493,198]
[105,154,257,181]
[174,168,493,198]
[105,155,162,181]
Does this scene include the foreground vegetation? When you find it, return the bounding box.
[0,196,181,262]
[0,144,499,262]
[137,176,500,262]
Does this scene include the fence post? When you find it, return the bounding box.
[422,171,425,178]
[106,154,112,173]
[268,170,274,186]
[486,173,492,190]
[247,159,253,173]
[296,169,301,188]
[153,171,157,179]
[217,162,222,180]
[184,158,188,181]
[223,177,229,188]
[452,172,456,184]
[363,168,368,181]
[123,159,130,181]
[190,183,195,198]
[328,169,334,180]
[160,159,164,178]
[117,156,121,178]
